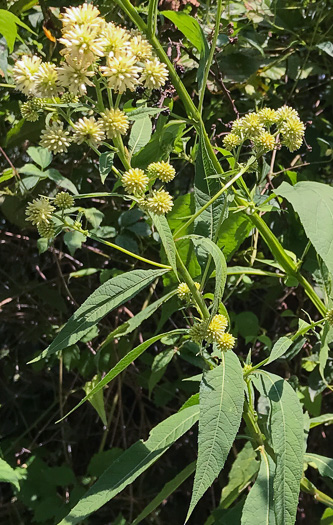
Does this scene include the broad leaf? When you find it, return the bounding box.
[265,336,293,365]
[58,330,185,422]
[0,458,20,490]
[58,404,200,525]
[129,117,152,155]
[27,146,52,170]
[255,372,304,525]
[276,181,333,275]
[186,351,244,521]
[188,235,227,314]
[241,448,276,525]
[162,11,208,55]
[132,462,196,525]
[150,212,178,276]
[305,453,333,480]
[29,269,168,363]
[0,9,33,51]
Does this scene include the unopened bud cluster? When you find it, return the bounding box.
[25,192,75,239]
[122,161,176,215]
[189,314,236,352]
[223,106,305,154]
[12,3,169,154]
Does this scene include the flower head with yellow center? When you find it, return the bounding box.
[240,113,265,138]
[57,59,94,96]
[26,197,55,226]
[100,108,129,138]
[61,3,102,30]
[254,131,276,152]
[101,53,141,93]
[122,168,148,195]
[34,62,58,97]
[101,23,130,56]
[59,25,105,65]
[147,161,176,182]
[223,132,242,151]
[141,59,168,89]
[177,282,200,301]
[216,332,236,351]
[146,190,173,215]
[40,122,72,154]
[13,55,41,95]
[257,108,278,126]
[207,314,228,343]
[73,116,105,147]
[280,117,305,151]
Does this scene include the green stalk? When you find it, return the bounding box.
[176,250,210,319]
[147,0,159,37]
[198,0,223,114]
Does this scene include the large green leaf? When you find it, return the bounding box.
[0,9,33,51]
[29,269,168,363]
[255,372,304,525]
[58,404,200,525]
[194,127,227,241]
[149,212,178,276]
[162,11,208,55]
[129,117,152,155]
[131,461,196,525]
[217,211,252,260]
[186,351,244,521]
[241,448,276,525]
[276,181,333,275]
[188,235,227,314]
[305,453,333,480]
[0,458,20,490]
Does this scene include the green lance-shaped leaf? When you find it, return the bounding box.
[186,351,244,521]
[57,330,185,422]
[241,447,276,525]
[305,453,333,480]
[58,404,199,525]
[129,116,152,155]
[194,127,227,240]
[149,212,178,277]
[131,461,196,525]
[188,235,227,314]
[276,181,333,276]
[255,371,304,525]
[265,336,293,365]
[29,269,168,363]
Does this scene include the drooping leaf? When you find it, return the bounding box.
[83,375,107,426]
[129,117,152,155]
[58,404,200,525]
[29,269,168,363]
[132,461,196,525]
[186,351,244,521]
[45,168,78,194]
[241,448,276,525]
[150,212,178,276]
[99,152,114,184]
[276,181,333,275]
[188,235,227,314]
[265,336,293,365]
[58,330,185,422]
[305,453,333,480]
[254,372,304,525]
[63,231,86,256]
[309,413,333,429]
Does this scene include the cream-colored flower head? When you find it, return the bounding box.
[276,105,299,122]
[146,189,173,215]
[101,23,130,56]
[231,118,244,136]
[59,25,105,65]
[26,197,55,226]
[240,113,265,138]
[100,53,141,93]
[177,282,200,301]
[100,108,129,138]
[257,108,278,126]
[13,55,41,95]
[61,3,102,30]
[147,161,176,182]
[40,122,72,154]
[280,117,305,152]
[216,332,236,351]
[122,168,148,195]
[207,314,228,342]
[223,133,242,151]
[57,59,94,96]
[34,62,58,97]
[129,34,152,61]
[254,131,276,152]
[141,58,168,89]
[54,191,74,209]
[73,116,105,147]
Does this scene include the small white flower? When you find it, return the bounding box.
[59,25,105,65]
[101,23,131,56]
[73,116,105,147]
[100,108,129,138]
[129,34,152,61]
[61,3,102,29]
[40,122,72,154]
[100,53,141,93]
[57,59,95,96]
[13,55,41,95]
[140,59,168,89]
[34,62,58,97]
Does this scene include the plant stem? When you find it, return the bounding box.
[198,0,223,114]
[147,0,159,37]
[175,250,210,319]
